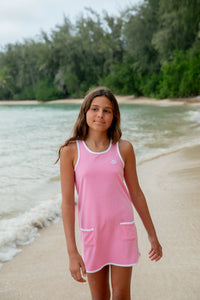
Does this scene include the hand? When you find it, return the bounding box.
[69,252,87,282]
[148,235,162,262]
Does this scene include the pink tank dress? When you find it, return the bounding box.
[74,140,140,273]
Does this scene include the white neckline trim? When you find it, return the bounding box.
[83,140,112,154]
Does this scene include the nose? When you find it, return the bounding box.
[97,109,103,118]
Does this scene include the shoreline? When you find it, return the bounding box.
[137,141,200,165]
[0,95,200,106]
[1,144,200,299]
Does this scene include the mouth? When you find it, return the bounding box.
[94,120,105,125]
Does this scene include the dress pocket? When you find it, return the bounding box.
[80,228,95,246]
[120,221,137,240]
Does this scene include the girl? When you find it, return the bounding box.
[58,87,162,300]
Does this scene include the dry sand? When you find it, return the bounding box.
[0,145,200,300]
[0,95,200,106]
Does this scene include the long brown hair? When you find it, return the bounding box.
[56,86,122,162]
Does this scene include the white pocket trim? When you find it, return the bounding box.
[120,221,135,225]
[80,228,94,232]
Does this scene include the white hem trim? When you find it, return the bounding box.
[117,142,125,167]
[83,140,112,154]
[86,258,140,273]
[74,140,80,171]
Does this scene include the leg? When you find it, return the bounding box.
[87,265,111,300]
[111,265,132,300]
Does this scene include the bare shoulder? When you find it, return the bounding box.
[60,141,77,167]
[61,141,77,157]
[119,139,134,154]
[118,139,135,163]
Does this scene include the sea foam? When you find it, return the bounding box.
[0,194,62,267]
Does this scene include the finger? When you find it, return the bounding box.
[149,252,156,260]
[149,245,162,256]
[80,261,86,277]
[149,250,162,261]
[155,255,162,262]
[148,248,154,255]
[77,274,86,282]
[149,249,157,258]
[72,270,86,283]
[149,253,158,260]
[72,274,86,282]
[77,276,86,283]
[77,269,86,282]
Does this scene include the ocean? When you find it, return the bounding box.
[0,102,200,267]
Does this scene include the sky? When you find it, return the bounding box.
[0,0,142,48]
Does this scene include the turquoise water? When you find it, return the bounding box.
[0,102,200,265]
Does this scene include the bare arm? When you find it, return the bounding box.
[120,140,162,261]
[60,144,86,281]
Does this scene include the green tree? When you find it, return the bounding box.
[158,50,200,98]
[123,0,160,75]
[152,0,200,62]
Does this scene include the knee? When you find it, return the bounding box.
[91,291,110,300]
[112,287,130,300]
[90,287,110,300]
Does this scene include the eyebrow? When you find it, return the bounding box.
[91,104,113,110]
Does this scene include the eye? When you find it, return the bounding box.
[91,107,98,111]
[104,109,112,113]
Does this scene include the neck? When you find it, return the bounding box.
[85,131,109,144]
[85,131,110,150]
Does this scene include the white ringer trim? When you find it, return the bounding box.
[74,140,80,171]
[120,221,135,225]
[83,140,112,154]
[80,228,94,232]
[117,142,125,167]
[86,257,140,273]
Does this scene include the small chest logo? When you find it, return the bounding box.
[110,159,117,165]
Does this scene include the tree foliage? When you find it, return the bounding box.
[0,0,200,100]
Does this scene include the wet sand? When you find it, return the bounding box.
[0,145,200,299]
[0,95,200,106]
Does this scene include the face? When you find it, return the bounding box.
[86,96,114,133]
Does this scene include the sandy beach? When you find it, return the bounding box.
[0,95,200,106]
[0,144,199,300]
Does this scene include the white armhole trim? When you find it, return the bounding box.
[117,142,125,167]
[74,140,80,171]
